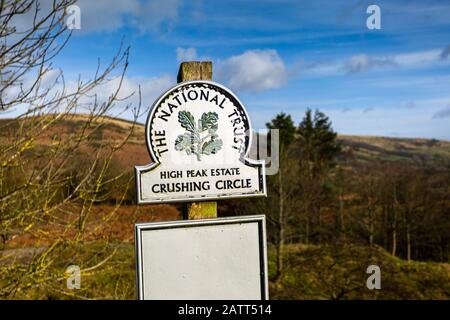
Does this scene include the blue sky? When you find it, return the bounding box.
[33,1,450,139]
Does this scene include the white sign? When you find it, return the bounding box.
[135,215,268,300]
[135,81,266,204]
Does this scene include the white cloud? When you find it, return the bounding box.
[81,74,174,121]
[344,54,394,73]
[392,49,443,68]
[70,0,180,33]
[346,55,371,73]
[176,47,198,62]
[1,73,175,122]
[305,48,450,76]
[441,44,450,60]
[73,0,135,33]
[216,49,288,92]
[91,75,173,104]
[432,106,450,119]
[8,0,181,34]
[2,68,62,107]
[303,61,341,76]
[131,0,180,33]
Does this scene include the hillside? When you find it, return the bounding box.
[2,114,449,170]
[337,135,450,168]
[269,243,450,300]
[1,114,449,300]
[0,114,150,173]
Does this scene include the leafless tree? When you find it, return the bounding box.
[0,0,142,299]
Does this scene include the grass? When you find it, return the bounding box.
[8,242,136,300]
[8,241,449,300]
[269,243,450,300]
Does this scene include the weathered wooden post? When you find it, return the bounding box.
[177,61,217,220]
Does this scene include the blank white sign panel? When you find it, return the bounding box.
[135,216,268,300]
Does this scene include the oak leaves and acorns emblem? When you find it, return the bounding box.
[174,111,223,161]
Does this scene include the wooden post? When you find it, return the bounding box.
[177,61,217,220]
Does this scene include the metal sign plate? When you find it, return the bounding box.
[135,215,268,300]
[135,80,266,204]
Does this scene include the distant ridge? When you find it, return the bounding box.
[1,114,449,168]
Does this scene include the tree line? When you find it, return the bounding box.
[225,110,449,280]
